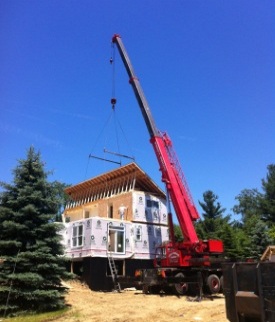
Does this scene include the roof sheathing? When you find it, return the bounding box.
[65,162,165,200]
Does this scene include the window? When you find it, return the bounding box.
[72,224,84,247]
[135,225,142,242]
[108,225,125,254]
[108,204,113,218]
[146,199,159,209]
[156,246,166,259]
[84,211,90,219]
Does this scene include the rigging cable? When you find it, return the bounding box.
[84,109,114,178]
[109,43,135,164]
[85,41,135,179]
[85,41,119,179]
[109,43,121,165]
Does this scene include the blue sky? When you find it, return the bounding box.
[1,1,274,221]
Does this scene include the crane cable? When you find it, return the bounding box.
[109,43,122,165]
[85,44,118,178]
[109,43,135,164]
[85,43,135,179]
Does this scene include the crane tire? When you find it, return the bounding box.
[173,272,188,295]
[207,274,220,294]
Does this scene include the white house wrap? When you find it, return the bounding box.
[61,163,170,290]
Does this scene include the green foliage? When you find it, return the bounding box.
[173,224,183,242]
[268,224,275,243]
[244,216,273,259]
[0,147,71,317]
[219,224,238,259]
[197,190,227,240]
[261,164,275,224]
[233,188,262,222]
[50,181,71,222]
[199,190,225,220]
[231,164,275,259]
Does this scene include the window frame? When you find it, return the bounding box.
[108,224,126,254]
[72,223,84,248]
[135,225,142,242]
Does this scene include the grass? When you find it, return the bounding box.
[1,307,70,322]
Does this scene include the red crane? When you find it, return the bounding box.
[112,34,224,293]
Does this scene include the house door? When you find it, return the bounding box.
[108,225,125,254]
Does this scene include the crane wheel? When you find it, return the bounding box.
[173,272,188,295]
[207,274,220,294]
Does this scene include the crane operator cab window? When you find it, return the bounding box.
[156,246,166,259]
[155,246,166,267]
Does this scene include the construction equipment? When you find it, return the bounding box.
[112,34,224,295]
[222,262,275,321]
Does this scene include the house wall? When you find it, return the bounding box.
[62,190,169,291]
[62,191,169,260]
[64,191,167,225]
[132,191,167,225]
[64,191,133,222]
[63,216,169,260]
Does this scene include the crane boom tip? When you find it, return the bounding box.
[112,34,121,42]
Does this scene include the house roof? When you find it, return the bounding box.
[65,162,166,202]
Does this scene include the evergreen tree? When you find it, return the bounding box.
[199,190,225,220]
[268,224,275,244]
[197,190,226,239]
[219,224,237,259]
[173,224,183,242]
[246,216,273,259]
[261,164,275,224]
[0,147,71,316]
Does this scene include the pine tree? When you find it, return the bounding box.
[198,190,226,239]
[0,147,71,316]
[261,164,275,224]
[247,217,273,259]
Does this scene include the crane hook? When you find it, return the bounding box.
[111,98,117,110]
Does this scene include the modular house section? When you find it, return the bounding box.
[61,163,169,290]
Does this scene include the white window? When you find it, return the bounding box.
[135,225,142,242]
[108,225,125,254]
[72,224,84,247]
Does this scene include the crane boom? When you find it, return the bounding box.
[112,34,200,244]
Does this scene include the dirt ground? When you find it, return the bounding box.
[57,280,229,322]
